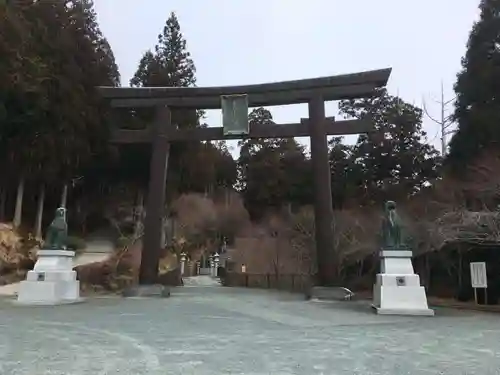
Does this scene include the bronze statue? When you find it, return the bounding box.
[381,200,404,249]
[44,207,68,250]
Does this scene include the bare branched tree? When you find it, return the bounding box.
[422,81,456,155]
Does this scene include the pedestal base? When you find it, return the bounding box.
[372,250,434,316]
[372,305,434,316]
[122,284,171,298]
[15,250,83,306]
[307,286,355,301]
[372,276,434,316]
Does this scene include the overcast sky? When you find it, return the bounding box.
[93,0,479,154]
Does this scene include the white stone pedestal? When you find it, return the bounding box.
[372,250,434,316]
[16,250,82,306]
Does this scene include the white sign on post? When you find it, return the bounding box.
[470,262,488,288]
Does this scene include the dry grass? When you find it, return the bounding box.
[403,152,500,254]
[231,206,381,277]
[76,192,250,293]
[170,192,250,259]
[76,238,180,293]
[229,150,500,280]
[0,223,40,285]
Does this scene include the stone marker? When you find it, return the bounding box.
[372,201,434,316]
[16,207,83,305]
[180,252,187,276]
[213,252,220,277]
[121,249,172,298]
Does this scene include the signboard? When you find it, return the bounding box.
[221,94,249,135]
[470,262,487,288]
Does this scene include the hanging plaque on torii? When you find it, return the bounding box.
[221,94,249,135]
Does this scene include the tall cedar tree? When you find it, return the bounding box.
[447,0,500,171]
[129,12,235,197]
[1,0,119,182]
[0,0,120,226]
[65,0,124,217]
[0,2,52,182]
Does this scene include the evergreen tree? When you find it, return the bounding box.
[238,108,312,218]
[130,12,228,198]
[131,12,196,88]
[447,0,500,170]
[212,141,238,189]
[0,0,120,227]
[328,137,356,209]
[130,12,198,128]
[339,89,441,204]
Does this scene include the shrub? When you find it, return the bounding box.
[0,223,38,284]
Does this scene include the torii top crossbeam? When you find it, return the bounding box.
[98,68,391,109]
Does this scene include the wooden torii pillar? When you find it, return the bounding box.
[98,68,392,287]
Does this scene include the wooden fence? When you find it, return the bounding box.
[221,272,313,294]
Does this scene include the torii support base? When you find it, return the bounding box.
[122,284,171,298]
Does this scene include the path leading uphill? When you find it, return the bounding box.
[182,275,221,287]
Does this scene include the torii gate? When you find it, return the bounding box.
[98,68,391,287]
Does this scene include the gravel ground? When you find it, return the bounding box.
[0,281,499,375]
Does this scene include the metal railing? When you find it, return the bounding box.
[221,272,313,294]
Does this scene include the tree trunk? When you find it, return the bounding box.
[13,176,25,228]
[458,248,463,290]
[60,183,68,208]
[274,238,280,277]
[134,189,144,238]
[425,253,431,288]
[34,184,45,239]
[0,187,6,222]
[76,201,87,235]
